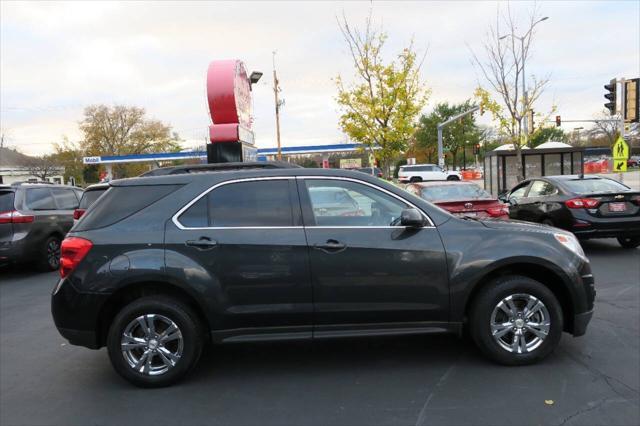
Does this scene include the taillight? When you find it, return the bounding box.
[59,237,93,278]
[487,205,509,217]
[565,198,600,209]
[73,209,86,220]
[0,210,35,224]
[631,195,640,205]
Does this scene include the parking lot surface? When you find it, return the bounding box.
[1,239,638,426]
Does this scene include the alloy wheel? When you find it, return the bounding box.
[47,239,61,269]
[490,294,551,354]
[121,314,184,376]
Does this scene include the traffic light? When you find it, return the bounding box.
[473,143,481,155]
[555,115,561,127]
[624,78,639,123]
[604,78,617,115]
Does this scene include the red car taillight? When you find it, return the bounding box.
[0,210,35,224]
[73,209,86,220]
[565,198,600,209]
[59,237,93,278]
[486,205,509,217]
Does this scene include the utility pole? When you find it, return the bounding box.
[272,51,283,160]
[618,77,626,183]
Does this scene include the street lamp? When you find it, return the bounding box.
[499,16,549,146]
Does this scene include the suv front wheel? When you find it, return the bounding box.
[107,296,204,388]
[469,275,563,365]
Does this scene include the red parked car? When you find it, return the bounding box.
[404,181,509,219]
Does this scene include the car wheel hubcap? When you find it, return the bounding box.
[48,240,60,268]
[490,294,551,354]
[121,314,183,376]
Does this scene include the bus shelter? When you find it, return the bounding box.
[484,143,585,196]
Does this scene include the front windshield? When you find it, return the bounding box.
[563,178,629,194]
[420,184,492,201]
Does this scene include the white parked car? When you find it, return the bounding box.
[398,164,462,183]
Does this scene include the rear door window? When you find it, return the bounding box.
[25,188,56,210]
[177,180,294,228]
[51,188,80,210]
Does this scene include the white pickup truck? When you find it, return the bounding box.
[398,164,462,183]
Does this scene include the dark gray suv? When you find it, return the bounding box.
[51,164,595,387]
[1,183,82,270]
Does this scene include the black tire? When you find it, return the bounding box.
[446,175,460,181]
[469,275,563,366]
[409,176,422,183]
[37,235,61,272]
[107,296,204,388]
[617,236,640,249]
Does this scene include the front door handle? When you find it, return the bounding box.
[314,239,347,253]
[185,237,218,250]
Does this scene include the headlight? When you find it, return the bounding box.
[554,232,586,260]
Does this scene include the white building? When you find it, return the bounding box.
[0,147,65,185]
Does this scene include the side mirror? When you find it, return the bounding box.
[498,192,508,203]
[400,208,426,227]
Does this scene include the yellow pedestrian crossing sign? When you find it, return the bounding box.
[612,137,629,172]
[614,159,627,172]
[612,137,629,160]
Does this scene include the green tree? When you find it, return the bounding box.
[335,14,429,178]
[414,101,482,170]
[80,105,181,178]
[529,127,567,147]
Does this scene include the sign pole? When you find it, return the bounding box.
[619,78,626,183]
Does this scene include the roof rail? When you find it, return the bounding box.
[140,161,302,177]
[10,181,56,186]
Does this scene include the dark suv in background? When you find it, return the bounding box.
[52,164,595,387]
[1,183,82,270]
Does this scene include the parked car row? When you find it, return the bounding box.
[0,182,108,270]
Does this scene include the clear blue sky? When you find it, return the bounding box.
[1,1,639,155]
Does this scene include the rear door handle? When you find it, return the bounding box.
[185,237,218,250]
[314,239,347,253]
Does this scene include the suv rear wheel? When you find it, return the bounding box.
[469,275,563,365]
[107,296,204,388]
[38,235,61,272]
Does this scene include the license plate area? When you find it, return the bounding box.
[608,202,627,212]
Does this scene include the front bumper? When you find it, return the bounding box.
[572,310,594,337]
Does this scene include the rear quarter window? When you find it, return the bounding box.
[25,188,56,210]
[75,185,181,231]
[51,188,80,210]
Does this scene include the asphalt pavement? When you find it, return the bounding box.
[1,239,638,426]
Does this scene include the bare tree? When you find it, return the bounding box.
[24,155,63,181]
[471,4,550,181]
[592,111,621,147]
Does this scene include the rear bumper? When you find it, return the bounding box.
[571,213,640,239]
[57,327,100,349]
[51,278,110,349]
[0,239,27,263]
